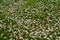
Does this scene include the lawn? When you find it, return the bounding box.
[0,0,60,40]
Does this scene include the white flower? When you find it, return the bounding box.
[4,37,7,39]
[0,24,2,28]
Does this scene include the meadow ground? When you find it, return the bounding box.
[0,0,60,40]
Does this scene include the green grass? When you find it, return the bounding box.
[0,0,60,40]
